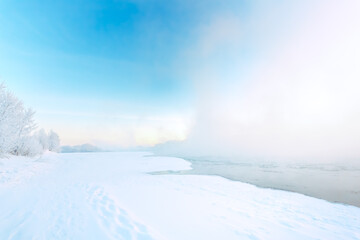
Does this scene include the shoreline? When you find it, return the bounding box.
[153,155,360,208]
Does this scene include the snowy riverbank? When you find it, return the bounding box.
[1,152,359,239]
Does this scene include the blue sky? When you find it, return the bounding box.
[0,0,252,146]
[1,0,198,105]
[2,0,359,158]
[0,0,250,105]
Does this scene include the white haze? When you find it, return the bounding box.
[176,0,360,163]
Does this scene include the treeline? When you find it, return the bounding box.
[0,83,60,157]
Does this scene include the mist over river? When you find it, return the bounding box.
[156,156,360,208]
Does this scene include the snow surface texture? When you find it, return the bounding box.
[0,152,359,240]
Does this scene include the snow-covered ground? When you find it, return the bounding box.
[0,152,359,240]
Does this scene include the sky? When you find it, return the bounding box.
[0,0,209,147]
[0,0,251,147]
[1,0,360,160]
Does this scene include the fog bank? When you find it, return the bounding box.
[168,1,360,163]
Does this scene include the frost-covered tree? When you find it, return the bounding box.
[16,136,44,157]
[48,130,60,152]
[34,129,60,152]
[36,128,50,151]
[0,84,17,154]
[11,109,37,155]
[0,83,60,157]
[0,83,36,155]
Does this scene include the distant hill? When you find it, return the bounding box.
[60,144,102,153]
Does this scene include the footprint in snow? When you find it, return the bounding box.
[87,185,155,240]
